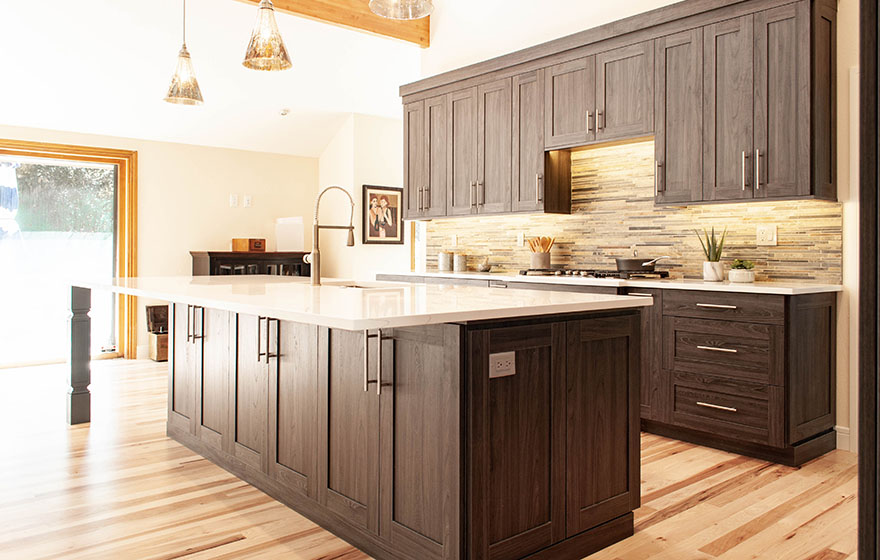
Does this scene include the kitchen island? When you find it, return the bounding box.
[69,276,651,560]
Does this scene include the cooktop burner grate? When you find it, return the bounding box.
[518,268,670,279]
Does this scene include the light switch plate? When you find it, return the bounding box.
[517,232,525,247]
[243,195,252,208]
[229,193,239,208]
[756,224,777,246]
[489,351,516,379]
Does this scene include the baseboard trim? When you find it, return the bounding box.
[136,344,150,360]
[835,425,852,452]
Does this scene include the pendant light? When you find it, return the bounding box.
[164,0,204,106]
[369,0,433,20]
[243,0,292,71]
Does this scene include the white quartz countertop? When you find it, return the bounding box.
[382,271,843,296]
[76,275,652,331]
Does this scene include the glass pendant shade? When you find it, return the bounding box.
[243,0,292,71]
[164,45,204,105]
[369,0,433,20]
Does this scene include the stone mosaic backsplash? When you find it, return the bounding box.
[424,140,842,283]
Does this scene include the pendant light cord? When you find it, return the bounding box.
[182,0,186,46]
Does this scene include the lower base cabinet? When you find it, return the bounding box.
[165,305,641,560]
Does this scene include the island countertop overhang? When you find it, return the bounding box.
[75,275,652,331]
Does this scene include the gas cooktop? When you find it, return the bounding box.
[518,268,670,279]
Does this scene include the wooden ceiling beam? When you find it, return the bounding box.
[235,0,430,48]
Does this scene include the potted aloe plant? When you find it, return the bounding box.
[695,227,727,281]
[729,259,756,283]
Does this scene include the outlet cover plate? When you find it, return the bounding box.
[489,351,516,379]
[756,224,778,246]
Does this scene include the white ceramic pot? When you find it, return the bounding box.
[702,261,724,282]
[728,269,756,283]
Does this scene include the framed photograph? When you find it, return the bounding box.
[362,185,404,245]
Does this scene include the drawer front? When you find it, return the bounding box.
[662,290,785,324]
[671,383,783,447]
[663,317,784,385]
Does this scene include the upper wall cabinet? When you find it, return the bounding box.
[544,42,654,150]
[401,0,837,219]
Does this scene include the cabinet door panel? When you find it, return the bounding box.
[380,325,462,560]
[468,324,565,560]
[512,70,546,212]
[169,303,197,434]
[269,321,318,498]
[233,314,269,472]
[198,308,231,452]
[566,316,639,537]
[425,95,448,218]
[625,290,666,422]
[655,29,703,204]
[448,89,478,216]
[704,15,754,201]
[319,328,379,534]
[544,57,595,148]
[477,78,513,214]
[403,101,425,220]
[754,3,809,198]
[596,42,654,141]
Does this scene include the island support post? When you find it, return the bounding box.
[68,285,91,424]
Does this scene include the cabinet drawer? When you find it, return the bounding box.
[662,290,784,324]
[663,317,784,385]
[672,384,782,447]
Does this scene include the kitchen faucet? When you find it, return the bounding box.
[303,186,355,286]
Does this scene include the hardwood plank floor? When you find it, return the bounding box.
[0,360,857,559]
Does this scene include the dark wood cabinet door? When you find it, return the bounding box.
[447,88,478,216]
[424,95,449,218]
[197,308,232,453]
[477,78,513,214]
[625,289,667,422]
[565,315,640,537]
[468,323,565,560]
[596,42,654,142]
[703,15,755,201]
[544,57,595,148]
[754,3,809,198]
[318,328,380,535]
[268,321,318,499]
[512,70,546,212]
[403,100,426,220]
[232,314,269,472]
[654,29,703,204]
[169,303,198,434]
[380,325,462,560]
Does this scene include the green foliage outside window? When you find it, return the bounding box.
[14,163,115,233]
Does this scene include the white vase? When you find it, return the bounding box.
[728,269,756,283]
[703,261,724,282]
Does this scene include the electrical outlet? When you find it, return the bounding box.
[489,351,516,379]
[517,232,525,247]
[229,193,239,208]
[243,195,252,208]
[756,224,778,246]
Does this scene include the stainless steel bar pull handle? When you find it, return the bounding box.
[586,111,593,133]
[741,151,748,191]
[597,110,604,130]
[470,181,476,208]
[418,188,423,211]
[629,292,653,298]
[376,329,383,396]
[697,345,738,354]
[257,316,267,362]
[655,161,664,195]
[755,149,761,190]
[364,330,381,392]
[478,180,485,206]
[425,186,430,209]
[536,174,543,203]
[696,303,738,310]
[696,401,738,413]
[185,305,191,342]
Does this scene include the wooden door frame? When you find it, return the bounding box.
[0,138,138,359]
[860,0,879,555]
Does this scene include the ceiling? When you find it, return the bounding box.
[0,0,422,157]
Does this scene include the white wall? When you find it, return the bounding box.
[0,124,320,354]
[318,114,411,280]
[422,0,860,450]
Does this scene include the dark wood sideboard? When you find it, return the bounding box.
[191,251,310,277]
